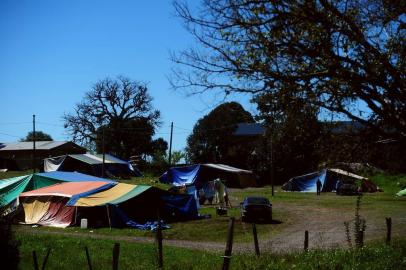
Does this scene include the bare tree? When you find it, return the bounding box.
[63,76,160,157]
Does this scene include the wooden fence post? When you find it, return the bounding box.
[32,251,39,270]
[386,217,392,245]
[252,223,260,256]
[222,217,235,270]
[112,243,120,270]
[358,231,364,248]
[41,248,51,270]
[85,247,93,270]
[304,231,309,251]
[156,221,163,269]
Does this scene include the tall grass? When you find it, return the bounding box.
[16,233,406,270]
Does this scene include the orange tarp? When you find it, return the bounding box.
[19,181,110,198]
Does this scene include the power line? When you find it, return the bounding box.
[0,131,21,138]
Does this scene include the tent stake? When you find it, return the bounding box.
[252,223,260,256]
[85,247,93,270]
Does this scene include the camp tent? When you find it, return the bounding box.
[17,181,198,229]
[0,171,115,207]
[19,181,115,227]
[281,168,378,193]
[159,163,256,188]
[43,153,142,178]
[70,183,199,228]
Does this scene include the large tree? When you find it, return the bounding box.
[186,101,255,167]
[171,0,405,137]
[254,93,321,183]
[20,131,53,142]
[64,76,160,159]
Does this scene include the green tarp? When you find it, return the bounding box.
[0,171,115,207]
[396,188,406,196]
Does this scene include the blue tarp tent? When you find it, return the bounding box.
[281,168,370,192]
[159,163,256,188]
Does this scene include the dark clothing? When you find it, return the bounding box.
[316,179,322,195]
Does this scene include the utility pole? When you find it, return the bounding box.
[32,114,36,173]
[102,128,105,178]
[168,122,173,166]
[269,112,274,197]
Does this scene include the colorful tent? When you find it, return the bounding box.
[19,181,116,227]
[159,163,257,188]
[43,153,142,178]
[71,183,199,227]
[281,168,378,192]
[0,171,115,207]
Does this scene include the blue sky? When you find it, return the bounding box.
[0,0,254,151]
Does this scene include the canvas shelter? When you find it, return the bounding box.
[43,153,142,178]
[0,171,115,207]
[159,163,257,188]
[281,168,378,192]
[70,183,199,228]
[18,181,116,227]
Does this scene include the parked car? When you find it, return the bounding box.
[336,183,360,196]
[240,196,272,223]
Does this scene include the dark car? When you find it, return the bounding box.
[336,183,360,196]
[240,196,272,223]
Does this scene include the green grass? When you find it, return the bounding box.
[5,171,406,243]
[15,232,406,269]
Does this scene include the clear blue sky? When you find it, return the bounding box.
[0,0,254,152]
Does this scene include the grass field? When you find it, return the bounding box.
[2,170,406,268]
[3,170,406,245]
[15,232,406,269]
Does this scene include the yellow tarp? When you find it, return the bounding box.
[74,183,135,207]
[22,196,51,224]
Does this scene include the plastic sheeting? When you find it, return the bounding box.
[43,154,142,178]
[159,163,256,188]
[72,183,150,207]
[21,196,74,228]
[282,169,376,193]
[0,172,116,207]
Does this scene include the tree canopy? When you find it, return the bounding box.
[171,0,405,137]
[186,101,255,167]
[20,131,53,142]
[63,76,161,159]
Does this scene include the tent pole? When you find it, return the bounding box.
[74,206,78,225]
[106,205,111,231]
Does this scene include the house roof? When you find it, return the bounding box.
[233,123,265,136]
[0,141,84,151]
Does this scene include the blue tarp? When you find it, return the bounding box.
[159,165,201,186]
[109,205,170,230]
[162,194,199,221]
[36,171,116,183]
[282,169,338,192]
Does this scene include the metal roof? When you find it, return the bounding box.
[0,141,79,151]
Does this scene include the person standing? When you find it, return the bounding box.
[316,178,322,196]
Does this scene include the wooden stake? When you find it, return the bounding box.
[112,243,120,270]
[304,231,309,251]
[85,247,93,270]
[32,251,39,270]
[222,217,235,270]
[252,223,260,256]
[386,217,392,245]
[156,220,163,269]
[41,248,51,270]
